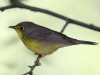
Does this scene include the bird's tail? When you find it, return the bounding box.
[75,40,98,45]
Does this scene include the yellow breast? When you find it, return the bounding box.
[22,37,61,55]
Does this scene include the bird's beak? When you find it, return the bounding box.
[9,26,15,29]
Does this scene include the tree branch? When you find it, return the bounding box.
[0,0,100,32]
[23,55,42,75]
[60,19,69,33]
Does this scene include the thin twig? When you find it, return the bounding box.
[0,0,100,32]
[61,19,69,33]
[23,55,42,75]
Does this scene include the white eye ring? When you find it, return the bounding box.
[19,26,24,31]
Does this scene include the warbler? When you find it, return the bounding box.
[9,22,97,55]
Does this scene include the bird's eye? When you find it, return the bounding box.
[19,26,24,31]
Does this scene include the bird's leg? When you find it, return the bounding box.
[34,54,47,65]
[34,55,42,66]
[34,54,47,66]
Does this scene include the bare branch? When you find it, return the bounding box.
[23,55,42,75]
[61,19,69,33]
[0,0,100,32]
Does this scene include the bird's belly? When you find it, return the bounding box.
[22,39,61,55]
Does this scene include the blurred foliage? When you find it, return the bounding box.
[10,0,13,3]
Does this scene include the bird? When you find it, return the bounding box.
[9,22,97,55]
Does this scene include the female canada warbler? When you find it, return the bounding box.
[9,22,97,55]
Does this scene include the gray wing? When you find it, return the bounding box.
[26,26,76,46]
